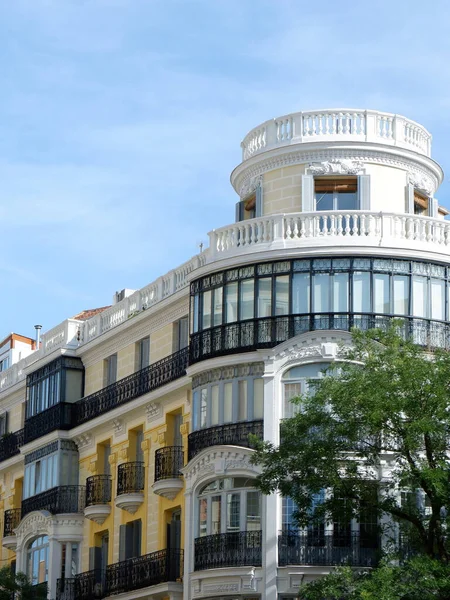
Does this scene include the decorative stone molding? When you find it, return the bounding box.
[84,504,111,525]
[112,418,124,435]
[15,511,85,548]
[141,439,150,453]
[108,452,118,467]
[115,492,144,514]
[308,159,365,175]
[238,175,262,200]
[192,362,264,389]
[408,171,433,196]
[180,422,189,436]
[88,460,98,474]
[73,433,93,451]
[232,148,441,198]
[269,332,353,366]
[146,402,162,422]
[118,446,128,461]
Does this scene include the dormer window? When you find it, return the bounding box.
[314,177,358,211]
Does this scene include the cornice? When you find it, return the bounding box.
[231,144,443,197]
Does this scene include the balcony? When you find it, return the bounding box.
[84,475,112,525]
[278,531,379,568]
[2,508,21,550]
[190,313,450,364]
[208,211,450,265]
[21,485,86,518]
[73,347,189,426]
[194,531,262,570]
[188,420,263,461]
[24,402,74,444]
[115,462,145,514]
[56,549,183,600]
[0,429,24,462]
[152,446,184,500]
[240,109,432,161]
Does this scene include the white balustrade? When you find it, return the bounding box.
[241,109,431,160]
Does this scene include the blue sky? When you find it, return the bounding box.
[1,0,450,338]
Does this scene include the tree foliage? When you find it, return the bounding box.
[252,326,450,562]
[0,566,47,600]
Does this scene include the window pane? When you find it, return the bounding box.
[313,274,330,312]
[240,279,254,320]
[238,381,248,421]
[412,276,427,318]
[225,283,238,323]
[199,498,208,537]
[227,493,240,531]
[431,279,445,320]
[253,378,264,420]
[257,278,272,317]
[192,391,199,430]
[292,273,310,314]
[284,382,302,419]
[211,385,219,426]
[202,291,212,329]
[373,274,390,313]
[223,383,233,423]
[246,491,261,531]
[192,294,199,333]
[275,276,289,315]
[213,287,223,326]
[333,273,349,311]
[393,276,409,315]
[337,192,357,210]
[200,388,208,428]
[353,271,370,312]
[316,192,333,211]
[211,496,221,534]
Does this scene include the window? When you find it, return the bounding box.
[235,186,263,222]
[192,376,264,431]
[105,354,117,386]
[197,478,261,536]
[136,337,150,371]
[174,317,189,350]
[0,357,9,372]
[315,178,358,211]
[119,520,141,561]
[27,536,49,585]
[24,441,79,499]
[24,453,58,498]
[414,191,429,215]
[0,412,8,436]
[282,363,330,419]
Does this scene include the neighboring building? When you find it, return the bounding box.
[0,109,448,600]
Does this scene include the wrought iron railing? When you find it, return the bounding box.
[24,402,74,444]
[194,530,262,570]
[56,549,183,600]
[73,348,189,426]
[0,429,24,462]
[117,462,145,495]
[188,419,263,461]
[190,313,450,363]
[21,485,86,518]
[3,508,21,537]
[278,531,379,567]
[85,475,112,506]
[154,446,184,482]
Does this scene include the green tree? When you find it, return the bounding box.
[252,327,450,563]
[0,566,47,600]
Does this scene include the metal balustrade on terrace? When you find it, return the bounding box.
[188,420,264,461]
[56,548,183,600]
[194,531,262,570]
[21,485,86,518]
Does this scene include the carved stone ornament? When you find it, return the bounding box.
[239,175,262,199]
[309,159,364,175]
[146,402,161,422]
[408,172,433,196]
[73,433,93,450]
[112,419,124,435]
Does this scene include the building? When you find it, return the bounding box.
[0,108,448,600]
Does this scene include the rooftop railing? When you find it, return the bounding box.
[241,109,432,160]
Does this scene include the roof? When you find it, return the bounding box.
[71,306,111,321]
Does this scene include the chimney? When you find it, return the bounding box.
[34,325,42,349]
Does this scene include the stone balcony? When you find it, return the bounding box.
[207,211,450,266]
[240,109,432,161]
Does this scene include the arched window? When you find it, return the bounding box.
[282,363,330,419]
[197,477,261,537]
[27,535,49,585]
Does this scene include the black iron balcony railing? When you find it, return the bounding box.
[21,485,86,519]
[190,313,450,363]
[117,462,145,496]
[194,530,262,571]
[278,531,379,567]
[0,429,24,462]
[56,549,183,600]
[3,508,21,537]
[73,347,189,426]
[154,446,184,482]
[188,419,263,461]
[24,402,74,444]
[85,475,112,506]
